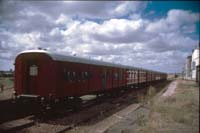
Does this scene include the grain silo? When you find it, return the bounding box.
[191,45,200,82]
[185,55,192,79]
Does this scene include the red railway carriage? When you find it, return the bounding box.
[14,50,167,102]
[14,50,127,100]
[15,51,56,97]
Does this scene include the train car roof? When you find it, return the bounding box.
[19,50,166,74]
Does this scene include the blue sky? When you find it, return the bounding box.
[146,1,200,13]
[145,1,200,34]
[0,1,199,73]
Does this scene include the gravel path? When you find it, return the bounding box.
[85,104,141,133]
[162,80,177,97]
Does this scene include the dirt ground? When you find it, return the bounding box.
[135,80,199,133]
[162,80,177,97]
[1,79,198,133]
[64,81,171,133]
[0,77,14,101]
[66,80,199,133]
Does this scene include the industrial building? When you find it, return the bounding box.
[191,46,200,82]
[183,45,200,82]
[184,56,192,79]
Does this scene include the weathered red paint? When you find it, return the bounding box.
[14,51,167,99]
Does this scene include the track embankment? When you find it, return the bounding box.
[162,80,177,97]
[0,80,171,133]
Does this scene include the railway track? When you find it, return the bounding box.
[0,81,170,133]
[0,116,35,133]
[0,99,38,124]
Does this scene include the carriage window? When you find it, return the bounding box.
[29,65,38,76]
[72,72,76,81]
[85,72,90,79]
[79,72,90,80]
[64,71,70,81]
[114,73,118,80]
[67,72,70,77]
[76,72,79,81]
[129,72,131,79]
[80,72,84,80]
[63,68,71,81]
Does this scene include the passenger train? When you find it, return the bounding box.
[14,50,167,103]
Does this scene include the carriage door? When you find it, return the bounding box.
[102,70,107,90]
[26,61,38,94]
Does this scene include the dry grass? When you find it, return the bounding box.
[0,77,14,89]
[0,77,14,100]
[136,86,159,132]
[137,80,199,133]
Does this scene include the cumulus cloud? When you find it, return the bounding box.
[0,1,199,73]
[0,1,146,21]
[146,9,199,33]
[90,19,154,43]
[144,32,198,52]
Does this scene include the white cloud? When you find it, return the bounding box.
[0,1,199,73]
[0,1,146,21]
[96,19,143,34]
[12,32,41,48]
[111,1,146,17]
[146,9,199,33]
[167,9,199,24]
